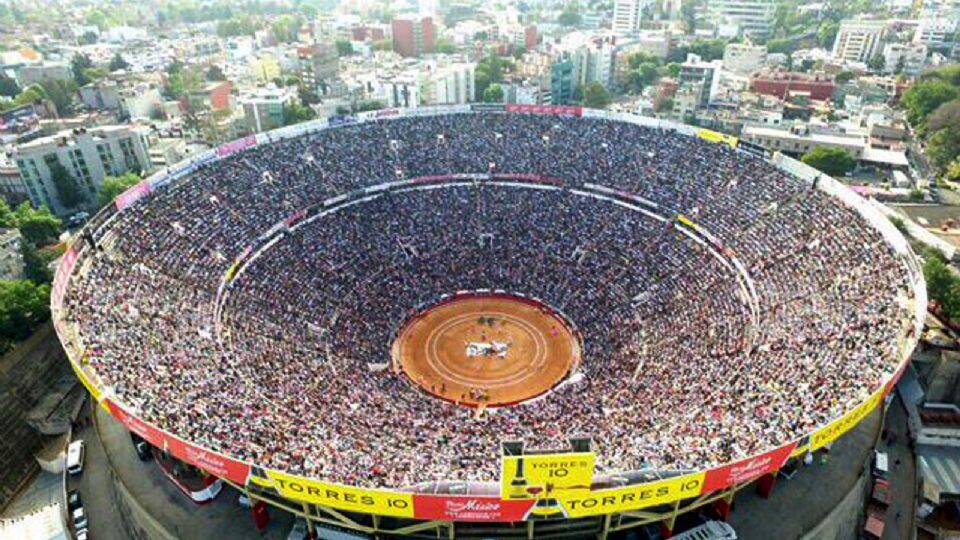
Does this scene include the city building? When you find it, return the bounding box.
[723,42,768,74]
[832,19,888,63]
[17,62,71,86]
[740,121,909,170]
[240,88,296,133]
[882,42,928,77]
[0,228,24,281]
[422,63,475,105]
[298,44,340,98]
[707,0,777,38]
[147,137,190,170]
[612,0,648,36]
[187,81,232,112]
[750,70,836,101]
[678,54,723,108]
[0,152,27,205]
[550,58,575,105]
[392,15,435,58]
[914,17,959,51]
[79,81,122,111]
[12,125,152,215]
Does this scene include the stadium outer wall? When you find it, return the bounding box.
[51,104,926,538]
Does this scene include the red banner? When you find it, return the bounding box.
[51,247,78,309]
[412,495,535,522]
[505,104,582,116]
[701,442,797,493]
[216,134,257,157]
[106,399,251,485]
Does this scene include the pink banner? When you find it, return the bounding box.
[216,135,257,157]
[114,180,152,211]
[505,104,582,116]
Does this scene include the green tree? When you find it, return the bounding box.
[901,79,960,126]
[483,83,505,103]
[9,202,61,244]
[282,102,316,125]
[335,39,354,56]
[474,55,512,100]
[356,100,384,112]
[70,53,94,86]
[0,72,19,97]
[801,147,857,177]
[206,65,226,81]
[0,280,51,351]
[927,125,960,171]
[868,54,885,72]
[108,53,130,71]
[923,249,960,320]
[20,241,51,284]
[37,79,76,115]
[97,173,141,208]
[836,70,856,84]
[271,14,303,42]
[583,82,611,109]
[817,21,839,48]
[85,8,109,30]
[557,2,582,26]
[48,161,85,209]
[435,37,457,54]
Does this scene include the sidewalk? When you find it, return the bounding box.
[93,402,294,540]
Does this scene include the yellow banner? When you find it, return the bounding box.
[697,128,738,149]
[501,452,595,499]
[677,214,697,229]
[810,389,884,450]
[69,355,105,406]
[262,470,414,517]
[557,472,705,518]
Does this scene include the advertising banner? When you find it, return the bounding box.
[412,495,535,522]
[114,180,152,211]
[810,389,884,450]
[505,104,582,116]
[501,452,594,499]
[216,135,257,157]
[696,128,738,149]
[69,354,104,405]
[471,103,506,113]
[358,108,401,121]
[106,399,251,484]
[701,441,796,493]
[327,115,357,127]
[556,472,705,518]
[260,469,415,517]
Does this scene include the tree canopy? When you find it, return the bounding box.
[583,82,611,109]
[48,161,86,209]
[0,200,61,245]
[0,279,51,352]
[801,147,856,177]
[901,79,959,127]
[97,173,141,209]
[109,53,130,71]
[70,53,94,86]
[923,248,960,323]
[283,102,316,126]
[483,83,505,103]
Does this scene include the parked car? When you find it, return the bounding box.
[67,489,82,511]
[72,507,88,530]
[67,440,85,475]
[65,212,90,229]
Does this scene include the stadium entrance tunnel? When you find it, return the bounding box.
[393,293,581,408]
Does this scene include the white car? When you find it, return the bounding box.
[66,440,85,475]
[72,507,88,531]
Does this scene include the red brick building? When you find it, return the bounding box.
[391,15,435,58]
[750,71,836,102]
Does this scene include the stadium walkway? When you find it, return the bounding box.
[729,406,880,540]
[91,400,294,539]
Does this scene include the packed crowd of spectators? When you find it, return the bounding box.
[63,113,916,489]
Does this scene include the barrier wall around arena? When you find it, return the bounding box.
[51,105,926,523]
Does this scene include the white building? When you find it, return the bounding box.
[914,17,959,50]
[678,53,723,107]
[422,63,475,105]
[12,125,151,215]
[707,0,777,38]
[240,88,297,133]
[882,42,928,76]
[722,42,768,73]
[832,19,888,63]
[612,0,649,35]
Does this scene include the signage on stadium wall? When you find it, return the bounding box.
[500,452,595,499]
[701,441,797,493]
[471,103,506,113]
[114,180,152,211]
[259,469,415,518]
[68,353,105,406]
[327,115,357,127]
[51,247,78,310]
[412,495,535,522]
[357,108,400,121]
[216,135,257,157]
[696,128,739,149]
[555,472,705,518]
[106,399,251,485]
[505,104,582,116]
[810,388,885,451]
